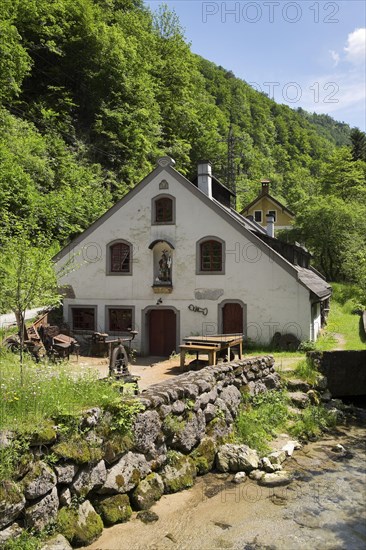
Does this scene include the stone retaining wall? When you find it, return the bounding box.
[0,356,279,547]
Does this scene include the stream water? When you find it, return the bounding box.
[87,409,366,550]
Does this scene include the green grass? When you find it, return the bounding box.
[293,357,319,385]
[233,390,290,454]
[0,350,123,433]
[316,295,366,351]
[289,405,337,439]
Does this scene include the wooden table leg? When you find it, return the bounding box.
[239,341,242,359]
[180,350,186,371]
[212,351,217,365]
[227,345,231,361]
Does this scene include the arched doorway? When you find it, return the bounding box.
[147,308,177,356]
[219,300,246,335]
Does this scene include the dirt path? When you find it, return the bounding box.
[332,333,346,350]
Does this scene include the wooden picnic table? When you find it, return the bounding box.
[179,333,244,370]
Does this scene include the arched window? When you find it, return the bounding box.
[197,238,225,274]
[107,240,132,275]
[152,195,175,224]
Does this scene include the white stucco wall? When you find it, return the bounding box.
[56,165,312,353]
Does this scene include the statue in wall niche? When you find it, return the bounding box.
[158,249,172,283]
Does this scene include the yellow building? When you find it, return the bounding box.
[241,180,294,232]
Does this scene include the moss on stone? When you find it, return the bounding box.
[115,474,125,488]
[102,433,134,464]
[0,480,24,506]
[57,505,103,546]
[162,452,196,494]
[130,473,164,510]
[163,414,186,437]
[29,421,57,446]
[131,469,141,486]
[52,435,102,465]
[190,438,216,475]
[96,494,132,525]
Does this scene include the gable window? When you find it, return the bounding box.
[198,238,224,273]
[108,308,133,332]
[254,210,262,223]
[107,240,132,275]
[71,307,95,331]
[268,210,277,222]
[152,195,175,224]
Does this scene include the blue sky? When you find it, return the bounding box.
[145,1,366,130]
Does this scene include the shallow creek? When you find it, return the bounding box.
[87,412,366,550]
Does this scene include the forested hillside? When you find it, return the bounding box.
[0,0,365,290]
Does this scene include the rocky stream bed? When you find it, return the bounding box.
[86,409,366,550]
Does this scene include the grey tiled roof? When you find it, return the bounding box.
[296,267,332,299]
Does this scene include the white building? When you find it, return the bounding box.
[54,157,331,355]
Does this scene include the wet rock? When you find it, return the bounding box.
[233,472,246,484]
[331,444,346,454]
[321,390,332,402]
[216,444,260,473]
[289,392,310,409]
[258,471,293,487]
[261,457,276,473]
[190,437,217,475]
[130,473,164,510]
[160,453,196,493]
[100,452,151,494]
[96,494,132,525]
[71,460,107,497]
[0,482,26,529]
[40,534,73,550]
[0,522,23,545]
[57,500,103,546]
[24,487,59,530]
[137,510,159,523]
[55,463,78,485]
[249,470,265,481]
[22,461,57,500]
[281,441,298,457]
[268,450,287,465]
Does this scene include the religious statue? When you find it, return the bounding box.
[158,249,172,282]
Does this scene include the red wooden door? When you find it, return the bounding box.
[149,309,176,356]
[222,303,243,334]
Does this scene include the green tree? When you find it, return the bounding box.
[290,196,366,282]
[350,128,366,162]
[0,236,62,374]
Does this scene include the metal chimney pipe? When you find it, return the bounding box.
[197,161,213,199]
[266,213,275,238]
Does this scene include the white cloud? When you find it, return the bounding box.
[329,50,340,67]
[344,28,366,65]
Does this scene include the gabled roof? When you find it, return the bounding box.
[53,158,329,300]
[241,192,295,218]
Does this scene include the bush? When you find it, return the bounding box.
[233,390,290,454]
